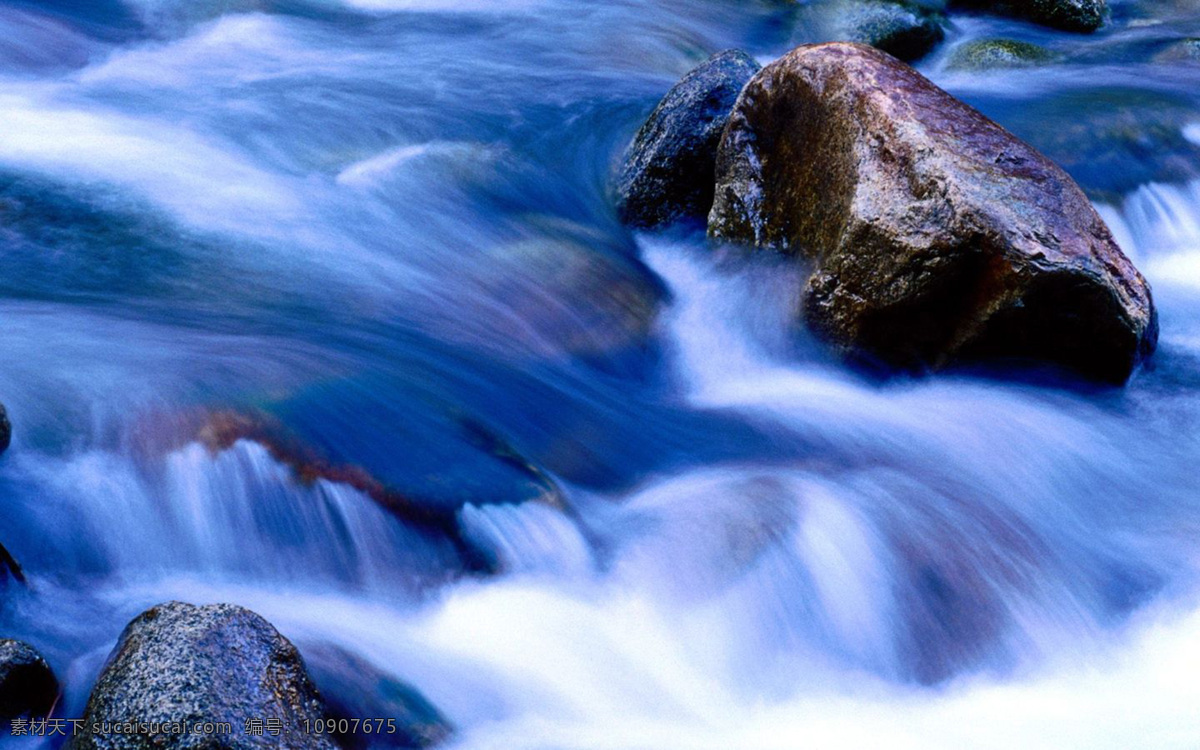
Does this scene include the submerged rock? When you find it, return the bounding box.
[1154,38,1200,64]
[946,38,1057,70]
[0,640,58,720]
[467,223,665,373]
[302,644,451,749]
[709,42,1156,383]
[831,0,947,62]
[949,0,1107,32]
[615,49,760,228]
[72,602,335,749]
[0,403,10,455]
[0,540,21,584]
[188,408,564,521]
[996,87,1200,201]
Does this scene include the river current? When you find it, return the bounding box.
[1,0,1199,747]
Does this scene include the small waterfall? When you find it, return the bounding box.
[8,439,461,591]
[1106,178,1200,294]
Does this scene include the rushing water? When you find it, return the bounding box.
[1,0,1200,747]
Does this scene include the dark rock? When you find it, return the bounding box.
[831,0,947,62]
[946,38,1057,70]
[0,540,22,584]
[302,644,451,749]
[71,601,335,749]
[708,42,1156,383]
[0,640,58,720]
[0,402,10,455]
[615,49,760,228]
[948,0,1107,32]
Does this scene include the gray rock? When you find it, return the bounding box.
[946,38,1057,70]
[832,0,947,62]
[949,0,1107,32]
[0,639,58,720]
[71,602,336,749]
[615,50,760,228]
[708,42,1157,383]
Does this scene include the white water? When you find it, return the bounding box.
[3,2,1200,748]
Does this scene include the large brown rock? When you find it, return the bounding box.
[708,42,1157,383]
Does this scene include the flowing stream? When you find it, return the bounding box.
[1,0,1200,747]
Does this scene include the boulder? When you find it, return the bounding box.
[615,50,760,228]
[72,602,335,749]
[948,0,1107,32]
[708,43,1156,383]
[302,644,451,749]
[0,640,58,720]
[831,0,947,62]
[946,38,1057,70]
[0,403,10,455]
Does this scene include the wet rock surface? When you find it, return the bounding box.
[615,49,760,228]
[709,42,1157,383]
[0,540,21,584]
[72,602,336,749]
[949,0,1107,32]
[830,0,947,61]
[302,644,451,749]
[0,639,59,720]
[946,38,1057,70]
[0,403,10,455]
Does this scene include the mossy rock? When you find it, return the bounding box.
[947,39,1058,70]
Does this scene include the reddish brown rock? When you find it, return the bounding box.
[708,42,1157,383]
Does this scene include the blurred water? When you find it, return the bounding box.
[1,0,1200,747]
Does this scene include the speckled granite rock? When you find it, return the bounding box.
[72,602,336,749]
[0,640,58,720]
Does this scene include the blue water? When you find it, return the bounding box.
[1,0,1200,747]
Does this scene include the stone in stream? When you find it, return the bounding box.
[708,42,1157,383]
[0,639,59,720]
[615,49,760,228]
[0,402,10,455]
[946,38,1058,70]
[829,0,947,62]
[948,0,1107,32]
[302,644,451,749]
[0,540,23,584]
[1154,38,1200,64]
[71,602,336,749]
